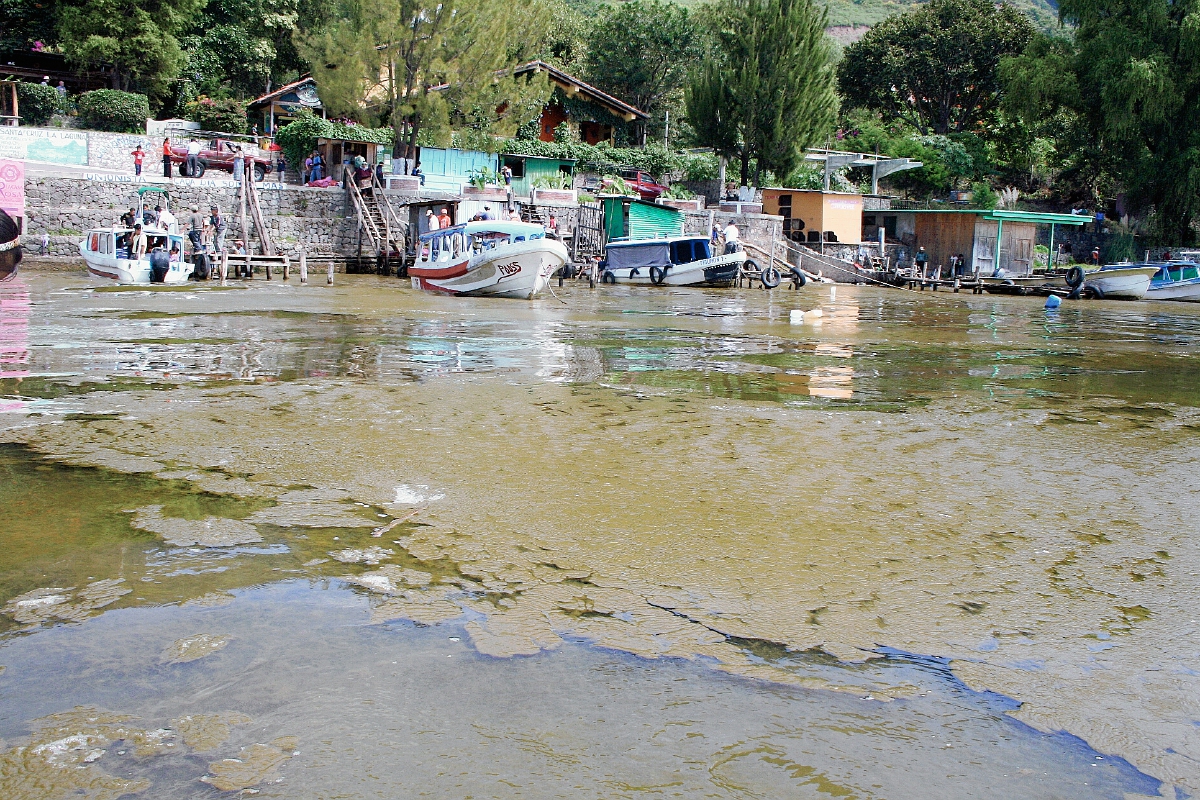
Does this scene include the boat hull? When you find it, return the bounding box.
[1146,279,1200,302]
[82,252,193,284]
[410,239,569,300]
[606,252,745,286]
[1085,266,1157,300]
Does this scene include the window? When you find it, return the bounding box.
[90,233,99,252]
[502,157,526,179]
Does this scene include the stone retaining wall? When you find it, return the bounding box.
[19,176,365,257]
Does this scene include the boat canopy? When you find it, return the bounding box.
[606,236,712,269]
[418,220,545,243]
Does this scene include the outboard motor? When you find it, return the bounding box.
[192,251,211,281]
[149,248,170,283]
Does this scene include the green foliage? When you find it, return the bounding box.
[1002,1,1200,242]
[821,0,1060,31]
[838,0,1034,136]
[468,167,499,188]
[184,95,248,133]
[77,90,151,133]
[660,184,694,200]
[601,175,635,195]
[971,181,998,209]
[686,0,838,185]
[14,82,59,126]
[0,0,63,58]
[677,151,720,182]
[58,0,205,106]
[274,108,392,174]
[532,172,572,189]
[583,0,707,144]
[496,137,677,177]
[297,0,552,160]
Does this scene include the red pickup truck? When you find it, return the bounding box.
[598,168,668,200]
[170,137,273,181]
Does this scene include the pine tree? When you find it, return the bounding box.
[297,0,551,164]
[685,0,837,186]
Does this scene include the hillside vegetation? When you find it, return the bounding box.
[823,0,1059,29]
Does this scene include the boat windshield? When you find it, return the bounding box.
[670,239,710,264]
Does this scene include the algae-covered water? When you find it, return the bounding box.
[1,272,1197,798]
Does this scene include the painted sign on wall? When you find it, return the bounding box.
[0,158,24,219]
[0,128,88,166]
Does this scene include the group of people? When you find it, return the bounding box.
[710,222,741,254]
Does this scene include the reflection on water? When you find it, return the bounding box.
[2,274,1199,797]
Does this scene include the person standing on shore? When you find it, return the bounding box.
[131,145,144,176]
[722,221,740,254]
[185,140,201,177]
[437,207,451,229]
[208,206,227,253]
[233,147,244,184]
[162,138,172,178]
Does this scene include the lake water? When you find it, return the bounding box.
[0,272,1196,798]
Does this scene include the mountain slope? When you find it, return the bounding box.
[822,0,1060,31]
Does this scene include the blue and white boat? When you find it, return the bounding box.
[1146,259,1200,302]
[599,236,746,287]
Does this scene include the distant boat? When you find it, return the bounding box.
[1146,260,1200,303]
[80,227,192,284]
[409,221,568,300]
[1085,263,1158,300]
[599,236,746,286]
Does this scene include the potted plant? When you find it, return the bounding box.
[463,167,508,199]
[657,185,704,211]
[530,173,577,205]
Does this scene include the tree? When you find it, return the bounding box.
[838,0,1035,136]
[584,1,707,143]
[0,0,61,57]
[297,0,552,166]
[58,0,204,105]
[685,0,837,186]
[1002,0,1200,242]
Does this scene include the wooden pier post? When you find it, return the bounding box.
[219,251,228,286]
[327,261,334,285]
[283,254,290,280]
[265,259,272,280]
[299,251,308,284]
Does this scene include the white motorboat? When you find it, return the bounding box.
[409,221,568,300]
[1085,263,1158,300]
[80,227,192,284]
[1146,261,1200,302]
[599,236,746,286]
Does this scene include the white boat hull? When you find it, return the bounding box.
[606,252,745,286]
[410,239,569,300]
[1085,266,1157,300]
[1146,280,1200,302]
[81,252,193,284]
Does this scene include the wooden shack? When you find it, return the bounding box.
[761,188,863,245]
[887,209,1089,275]
[602,196,683,240]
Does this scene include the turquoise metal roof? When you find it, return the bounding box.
[901,208,1090,226]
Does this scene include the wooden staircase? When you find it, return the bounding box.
[346,169,407,274]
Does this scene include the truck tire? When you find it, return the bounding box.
[193,160,207,178]
[253,163,267,182]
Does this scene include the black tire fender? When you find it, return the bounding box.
[743,258,759,275]
[761,266,781,289]
[789,267,807,288]
[1089,283,1105,300]
[601,270,616,284]
[1065,265,1085,289]
[649,265,666,285]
